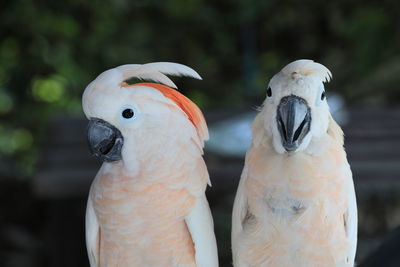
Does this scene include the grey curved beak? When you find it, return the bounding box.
[277,95,311,152]
[87,118,123,162]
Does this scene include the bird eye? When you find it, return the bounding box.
[321,91,326,101]
[267,87,272,97]
[122,108,134,119]
[119,105,138,122]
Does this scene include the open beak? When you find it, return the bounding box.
[277,95,311,152]
[87,118,123,162]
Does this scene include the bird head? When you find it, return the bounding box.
[260,59,334,154]
[82,62,207,173]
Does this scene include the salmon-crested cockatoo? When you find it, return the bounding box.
[232,60,357,267]
[82,62,218,267]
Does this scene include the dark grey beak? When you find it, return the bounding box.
[277,95,311,152]
[87,118,123,162]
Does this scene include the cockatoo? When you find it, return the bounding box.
[82,62,218,267]
[232,60,357,267]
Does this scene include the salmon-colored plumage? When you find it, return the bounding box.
[82,63,218,267]
[232,60,357,267]
[235,129,351,266]
[124,82,208,143]
[91,166,197,266]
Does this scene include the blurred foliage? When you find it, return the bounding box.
[0,0,399,175]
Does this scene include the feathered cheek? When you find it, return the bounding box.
[269,119,287,154]
[263,115,275,138]
[310,110,329,138]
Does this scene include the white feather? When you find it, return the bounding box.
[115,64,141,80]
[116,64,177,88]
[139,62,202,80]
[115,62,201,88]
[85,196,100,267]
[344,165,358,264]
[134,72,177,89]
[281,59,332,83]
[185,196,219,267]
[231,166,249,266]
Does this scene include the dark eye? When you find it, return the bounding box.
[321,91,326,100]
[122,108,134,119]
[267,87,272,97]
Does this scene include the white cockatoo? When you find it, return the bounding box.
[232,60,357,266]
[82,62,218,267]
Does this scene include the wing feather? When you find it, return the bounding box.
[231,166,249,264]
[344,165,358,264]
[86,196,100,267]
[185,196,218,267]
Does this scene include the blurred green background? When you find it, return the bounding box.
[1,0,400,176]
[1,0,400,266]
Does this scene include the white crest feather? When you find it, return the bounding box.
[115,62,201,89]
[139,62,202,80]
[281,59,332,83]
[116,64,177,88]
[115,64,141,79]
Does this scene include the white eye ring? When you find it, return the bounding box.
[119,105,139,123]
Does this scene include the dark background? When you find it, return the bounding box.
[0,0,400,266]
